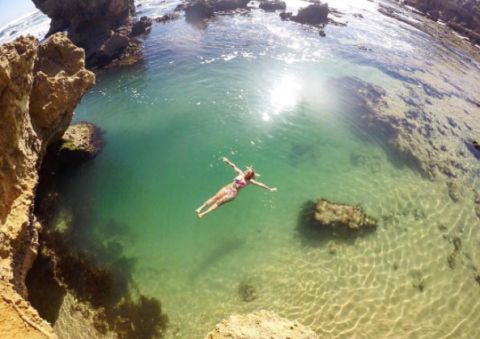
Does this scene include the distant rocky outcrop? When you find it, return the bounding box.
[0,33,94,336]
[314,199,377,231]
[178,0,250,23]
[280,2,330,26]
[401,0,480,44]
[32,0,155,68]
[205,310,318,339]
[259,0,286,12]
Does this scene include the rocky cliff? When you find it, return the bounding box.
[32,0,147,68]
[0,33,95,337]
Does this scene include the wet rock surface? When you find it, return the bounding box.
[314,199,378,231]
[205,310,318,338]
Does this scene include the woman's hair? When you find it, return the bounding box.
[244,169,256,181]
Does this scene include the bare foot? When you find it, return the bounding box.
[197,212,204,218]
[195,208,202,214]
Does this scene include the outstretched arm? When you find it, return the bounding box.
[250,179,277,192]
[222,157,243,175]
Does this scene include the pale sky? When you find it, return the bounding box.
[0,0,37,27]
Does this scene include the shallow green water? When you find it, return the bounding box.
[51,1,480,338]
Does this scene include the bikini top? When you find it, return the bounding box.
[233,175,248,188]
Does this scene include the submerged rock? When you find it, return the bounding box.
[259,0,286,12]
[313,199,377,232]
[205,310,318,338]
[238,282,257,302]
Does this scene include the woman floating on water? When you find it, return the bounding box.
[195,157,277,218]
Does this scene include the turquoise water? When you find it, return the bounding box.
[47,1,480,338]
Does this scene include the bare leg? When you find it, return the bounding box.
[196,187,228,214]
[198,203,220,218]
[196,197,216,213]
[198,195,234,218]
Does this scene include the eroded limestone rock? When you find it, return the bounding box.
[205,310,318,339]
[0,33,94,337]
[314,199,377,231]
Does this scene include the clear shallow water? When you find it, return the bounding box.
[7,0,480,338]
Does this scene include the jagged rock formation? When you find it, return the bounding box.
[0,33,94,336]
[32,0,151,68]
[401,0,480,44]
[205,310,318,339]
[314,199,377,231]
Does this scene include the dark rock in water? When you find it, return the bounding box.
[259,0,286,12]
[451,236,462,252]
[32,0,143,68]
[313,199,377,231]
[319,29,326,37]
[184,0,215,22]
[447,252,457,269]
[327,241,337,254]
[410,270,425,292]
[9,30,18,36]
[131,16,153,36]
[238,282,257,302]
[212,0,250,11]
[291,3,330,26]
[280,12,292,20]
[155,12,180,23]
[182,0,250,22]
[475,274,480,286]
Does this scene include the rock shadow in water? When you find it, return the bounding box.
[288,141,320,168]
[296,200,377,247]
[188,236,245,282]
